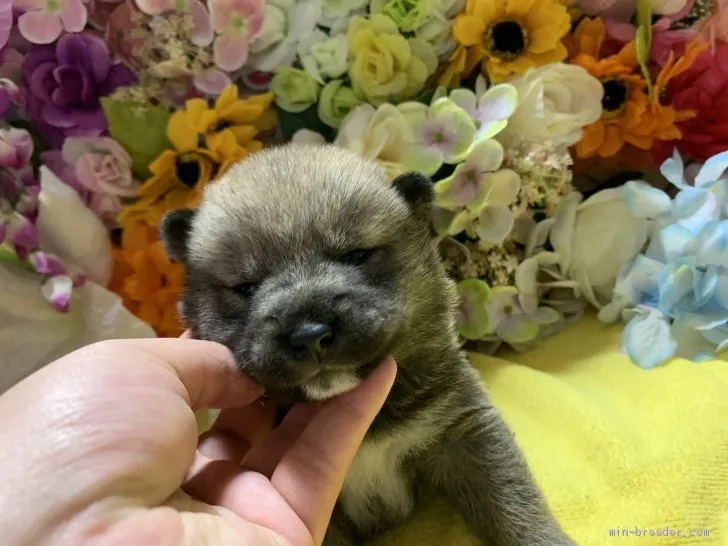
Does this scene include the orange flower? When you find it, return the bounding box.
[441,0,571,86]
[108,220,185,338]
[570,17,694,159]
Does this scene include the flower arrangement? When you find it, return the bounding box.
[1,0,726,374]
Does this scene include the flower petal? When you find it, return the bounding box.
[659,223,693,262]
[291,129,327,145]
[622,180,672,219]
[189,0,214,46]
[485,169,520,206]
[695,220,728,268]
[475,205,514,244]
[672,188,718,233]
[467,138,504,173]
[17,10,63,44]
[670,319,719,362]
[456,278,492,340]
[59,0,88,32]
[214,32,250,72]
[657,263,695,316]
[694,150,728,188]
[498,317,540,345]
[193,68,232,95]
[660,147,687,189]
[621,311,677,369]
[448,88,476,117]
[475,83,518,140]
[41,274,73,312]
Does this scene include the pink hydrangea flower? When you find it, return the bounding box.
[14,0,88,44]
[209,0,264,72]
[134,0,213,46]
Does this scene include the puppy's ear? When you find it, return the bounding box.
[391,171,434,223]
[159,208,196,264]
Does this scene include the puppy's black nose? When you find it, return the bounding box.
[289,321,334,360]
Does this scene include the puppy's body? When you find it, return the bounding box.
[161,144,573,545]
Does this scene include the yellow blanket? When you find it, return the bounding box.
[370,314,728,546]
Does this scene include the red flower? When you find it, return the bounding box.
[654,43,728,163]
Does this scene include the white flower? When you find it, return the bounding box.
[248,0,322,72]
[297,30,348,83]
[549,189,650,309]
[0,260,155,394]
[335,103,412,179]
[318,0,368,28]
[502,63,604,148]
[35,166,112,286]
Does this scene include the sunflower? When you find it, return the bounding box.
[117,88,273,228]
[441,0,571,86]
[569,18,652,158]
[108,220,185,338]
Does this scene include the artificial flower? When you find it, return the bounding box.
[318,80,362,128]
[333,102,411,179]
[297,30,348,84]
[437,81,518,141]
[319,0,366,24]
[654,0,691,16]
[435,140,521,245]
[549,189,649,312]
[0,258,155,394]
[14,0,87,44]
[118,105,251,228]
[347,14,437,105]
[58,136,139,222]
[271,67,320,113]
[248,0,322,72]
[694,0,727,49]
[209,0,264,71]
[399,97,476,177]
[109,219,185,337]
[484,285,560,346]
[502,63,604,148]
[0,78,22,118]
[173,84,274,146]
[653,43,728,162]
[34,166,113,287]
[570,0,636,21]
[0,127,33,170]
[370,0,430,32]
[443,0,570,86]
[570,18,656,159]
[0,0,11,51]
[603,17,698,66]
[133,0,213,46]
[22,33,136,149]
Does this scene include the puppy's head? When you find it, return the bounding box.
[160,144,439,402]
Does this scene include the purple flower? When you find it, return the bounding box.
[22,33,136,149]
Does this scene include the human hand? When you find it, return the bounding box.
[0,336,396,546]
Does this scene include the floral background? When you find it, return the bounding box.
[0,0,726,390]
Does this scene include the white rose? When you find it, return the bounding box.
[320,0,367,22]
[298,31,348,83]
[549,190,649,309]
[416,17,455,59]
[502,63,604,148]
[335,103,412,179]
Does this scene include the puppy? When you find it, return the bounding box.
[160,143,574,545]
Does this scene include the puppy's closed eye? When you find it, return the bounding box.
[340,248,379,266]
[232,282,259,297]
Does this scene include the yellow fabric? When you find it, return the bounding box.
[370,313,728,546]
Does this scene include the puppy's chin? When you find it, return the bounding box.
[300,369,362,401]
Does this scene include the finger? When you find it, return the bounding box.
[100,338,263,410]
[242,403,321,477]
[183,456,313,546]
[198,403,277,462]
[272,358,397,544]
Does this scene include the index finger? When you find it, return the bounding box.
[271,357,397,544]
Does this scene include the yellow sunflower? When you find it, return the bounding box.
[118,87,273,228]
[442,0,571,86]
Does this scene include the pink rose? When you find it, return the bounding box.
[60,137,139,219]
[0,127,33,170]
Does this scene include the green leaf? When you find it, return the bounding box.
[100,98,172,179]
[275,103,334,143]
[0,244,33,272]
[635,0,653,98]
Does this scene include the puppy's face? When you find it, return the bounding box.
[161,145,434,402]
